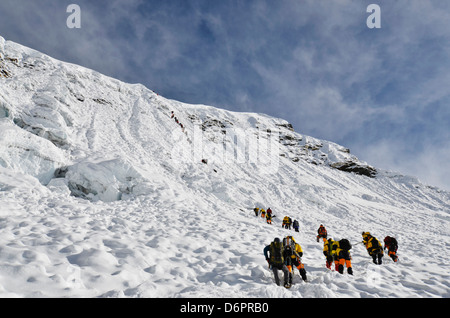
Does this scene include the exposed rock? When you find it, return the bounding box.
[331,161,377,178]
[0,61,12,78]
[276,123,294,131]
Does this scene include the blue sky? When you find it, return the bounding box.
[1,0,449,191]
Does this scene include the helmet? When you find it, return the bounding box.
[362,232,370,237]
[274,237,281,244]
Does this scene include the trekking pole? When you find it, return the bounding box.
[352,241,366,248]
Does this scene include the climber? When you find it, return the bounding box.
[283,236,307,282]
[266,211,273,224]
[266,207,273,220]
[323,238,335,270]
[263,238,290,287]
[293,219,299,232]
[384,236,399,262]
[330,239,341,271]
[253,207,260,217]
[282,216,291,229]
[336,239,353,275]
[317,224,328,242]
[282,216,288,229]
[362,232,384,265]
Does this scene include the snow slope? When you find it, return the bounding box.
[0,35,449,298]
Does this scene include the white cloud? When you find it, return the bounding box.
[356,137,450,191]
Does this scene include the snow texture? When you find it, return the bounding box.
[0,35,449,298]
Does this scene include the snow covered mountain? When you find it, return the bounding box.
[0,35,449,298]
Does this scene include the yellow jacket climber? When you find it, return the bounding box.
[331,239,339,258]
[323,238,333,254]
[335,239,353,275]
[283,236,307,282]
[362,232,384,265]
[323,238,335,269]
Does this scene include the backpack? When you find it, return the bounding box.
[390,237,398,250]
[371,238,379,248]
[270,241,284,265]
[283,236,295,250]
[385,236,398,250]
[339,239,352,251]
[364,236,381,255]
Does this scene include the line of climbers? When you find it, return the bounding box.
[318,225,399,275]
[282,216,299,232]
[169,110,194,144]
[170,111,186,133]
[318,225,353,276]
[253,207,274,224]
[362,232,399,264]
[172,110,215,170]
[253,207,300,231]
[262,224,400,288]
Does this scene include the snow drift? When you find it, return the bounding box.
[0,35,449,298]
